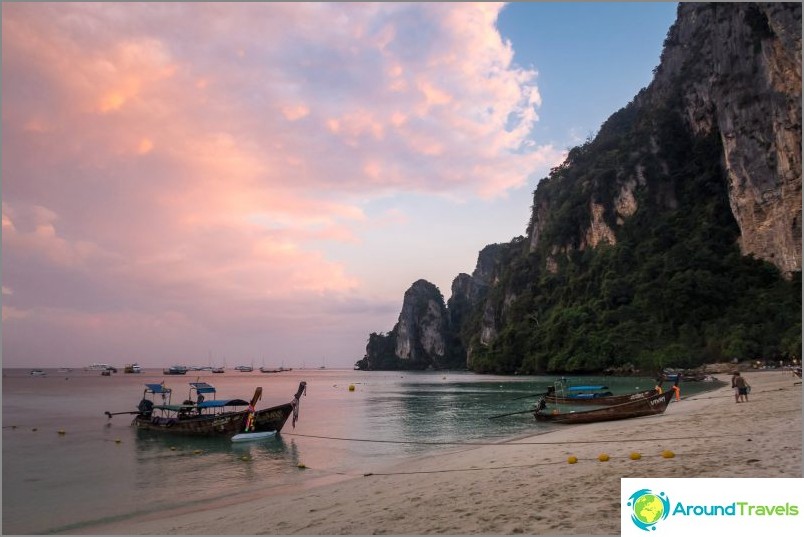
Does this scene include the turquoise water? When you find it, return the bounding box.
[2,368,716,534]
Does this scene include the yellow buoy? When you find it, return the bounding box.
[193,449,202,455]
[567,456,578,464]
[661,450,675,459]
[170,446,177,451]
[58,430,66,435]
[598,453,610,462]
[297,463,307,469]
[629,452,641,460]
[348,384,355,391]
[241,456,250,461]
[115,439,122,444]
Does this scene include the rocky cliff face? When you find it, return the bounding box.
[361,3,801,373]
[359,279,460,370]
[447,244,503,350]
[394,279,448,365]
[526,3,801,276]
[649,3,802,275]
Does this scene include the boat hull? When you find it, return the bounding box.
[133,403,294,436]
[535,390,675,424]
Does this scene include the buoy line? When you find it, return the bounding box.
[360,449,716,477]
[282,431,756,446]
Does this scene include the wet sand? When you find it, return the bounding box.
[76,370,802,535]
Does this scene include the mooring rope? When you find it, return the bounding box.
[281,431,764,446]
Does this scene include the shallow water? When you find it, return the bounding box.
[2,368,715,534]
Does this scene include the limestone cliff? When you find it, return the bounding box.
[359,279,463,370]
[649,3,802,275]
[360,3,801,373]
[526,3,801,276]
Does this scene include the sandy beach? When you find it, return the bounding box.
[77,370,802,535]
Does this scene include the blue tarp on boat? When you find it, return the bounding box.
[197,399,250,408]
[145,383,172,394]
[567,392,613,399]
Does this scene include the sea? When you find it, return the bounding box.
[2,368,719,534]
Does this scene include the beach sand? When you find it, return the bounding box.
[76,370,802,535]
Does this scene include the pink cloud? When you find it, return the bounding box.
[2,2,563,366]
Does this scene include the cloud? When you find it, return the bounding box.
[1,2,563,366]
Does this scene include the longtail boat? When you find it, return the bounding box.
[533,389,675,424]
[544,388,660,406]
[105,381,307,437]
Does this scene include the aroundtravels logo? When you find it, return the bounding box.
[627,489,671,531]
[623,478,803,535]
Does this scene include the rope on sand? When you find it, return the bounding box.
[282,431,758,446]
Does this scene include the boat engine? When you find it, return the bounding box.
[137,398,154,417]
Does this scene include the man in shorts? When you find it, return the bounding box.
[733,372,750,403]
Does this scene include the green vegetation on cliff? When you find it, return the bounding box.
[467,96,801,374]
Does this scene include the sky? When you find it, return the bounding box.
[1,2,678,369]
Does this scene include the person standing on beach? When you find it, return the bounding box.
[731,371,740,402]
[733,372,750,403]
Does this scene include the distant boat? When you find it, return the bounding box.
[234,365,253,372]
[211,367,225,374]
[30,369,46,377]
[86,363,111,371]
[58,367,73,373]
[260,364,293,373]
[163,365,188,375]
[124,363,142,374]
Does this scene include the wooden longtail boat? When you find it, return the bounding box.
[533,389,675,424]
[106,381,307,437]
[544,387,659,406]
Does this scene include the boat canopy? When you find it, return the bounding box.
[198,398,249,408]
[152,399,249,412]
[189,382,217,395]
[567,385,608,391]
[145,383,172,394]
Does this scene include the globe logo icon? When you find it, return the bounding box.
[627,489,670,531]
